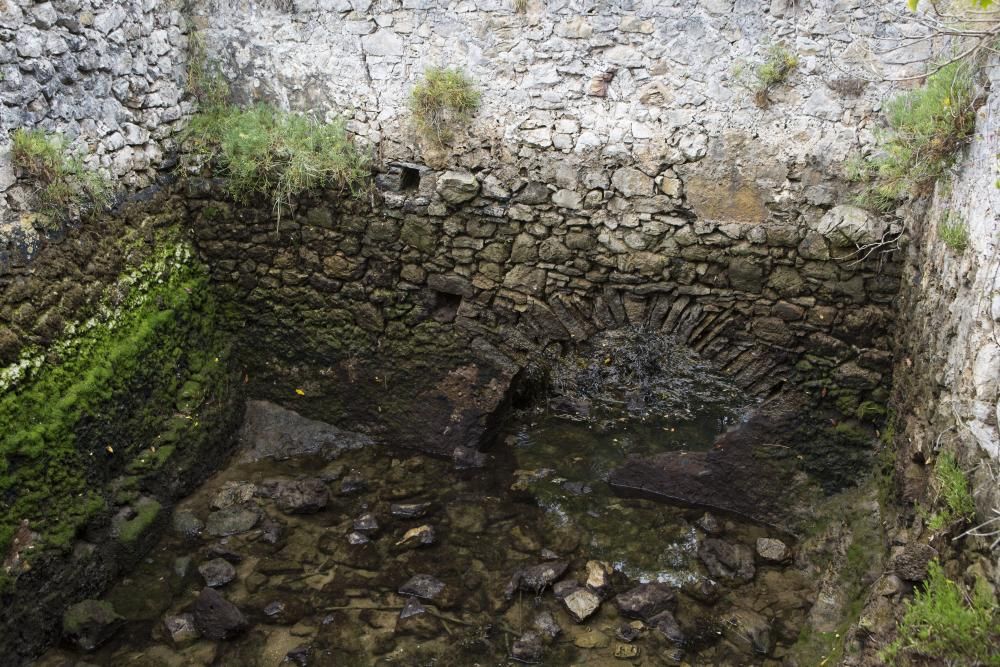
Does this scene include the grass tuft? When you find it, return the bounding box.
[185,105,370,219]
[881,560,999,665]
[851,61,978,212]
[938,216,970,252]
[10,128,114,224]
[926,451,976,531]
[410,67,481,146]
[733,45,798,108]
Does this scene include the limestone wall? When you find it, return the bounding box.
[893,62,1000,509]
[0,0,191,266]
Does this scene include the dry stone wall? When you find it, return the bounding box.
[0,0,191,268]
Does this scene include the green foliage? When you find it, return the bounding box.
[733,45,798,108]
[409,67,481,145]
[908,0,995,9]
[10,128,114,224]
[185,105,370,218]
[852,61,978,212]
[938,216,970,252]
[882,560,1000,665]
[513,0,528,12]
[0,244,221,572]
[926,452,976,531]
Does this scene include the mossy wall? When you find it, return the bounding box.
[0,199,244,663]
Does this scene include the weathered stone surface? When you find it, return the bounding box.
[395,597,440,638]
[699,539,756,582]
[890,543,938,582]
[205,506,260,537]
[504,561,569,599]
[755,537,791,563]
[611,167,654,197]
[561,587,602,622]
[260,478,330,514]
[199,558,237,587]
[192,588,248,641]
[436,171,480,204]
[398,574,446,600]
[511,631,544,663]
[162,613,200,647]
[719,607,773,655]
[613,583,675,621]
[239,401,371,462]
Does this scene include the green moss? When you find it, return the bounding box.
[882,560,1000,664]
[0,241,226,566]
[117,498,161,544]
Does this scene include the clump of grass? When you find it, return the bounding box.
[185,105,370,220]
[409,66,481,146]
[938,216,970,252]
[734,45,798,108]
[926,452,976,531]
[10,128,114,224]
[852,61,978,213]
[513,0,529,12]
[881,560,999,664]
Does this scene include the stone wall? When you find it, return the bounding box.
[1,0,191,267]
[893,62,1000,511]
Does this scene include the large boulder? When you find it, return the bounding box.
[436,170,480,204]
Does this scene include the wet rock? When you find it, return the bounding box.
[286,644,311,666]
[891,543,938,582]
[562,587,602,622]
[62,600,124,651]
[548,395,591,418]
[395,597,441,639]
[399,574,446,601]
[698,538,756,582]
[172,510,203,538]
[211,481,256,509]
[339,472,368,495]
[681,578,721,603]
[533,611,561,638]
[192,587,248,640]
[614,643,641,659]
[347,531,371,545]
[390,502,431,519]
[395,524,436,548]
[649,610,685,646]
[511,631,544,663]
[504,561,569,599]
[616,622,642,642]
[239,400,372,462]
[574,628,610,648]
[614,583,676,622]
[162,613,200,647]
[353,512,379,534]
[695,512,722,535]
[262,478,329,514]
[756,537,792,563]
[258,516,286,545]
[453,446,489,469]
[720,607,772,655]
[199,558,237,587]
[446,503,486,534]
[205,506,259,537]
[260,597,312,625]
[562,480,592,495]
[206,542,243,563]
[552,580,578,599]
[585,560,613,597]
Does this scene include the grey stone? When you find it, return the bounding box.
[211,481,256,510]
[511,631,544,663]
[239,400,371,462]
[891,543,938,582]
[390,502,431,519]
[755,537,791,563]
[192,588,248,641]
[199,558,237,587]
[162,613,200,647]
[436,170,480,204]
[561,587,602,622]
[504,561,569,599]
[613,583,676,621]
[172,510,203,538]
[261,478,329,514]
[720,607,772,655]
[611,167,654,197]
[63,600,124,652]
[205,506,260,537]
[398,574,445,600]
[698,539,756,582]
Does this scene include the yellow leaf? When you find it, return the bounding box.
[295,388,305,396]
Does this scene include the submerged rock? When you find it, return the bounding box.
[395,524,436,548]
[504,561,569,599]
[390,502,431,519]
[192,588,248,640]
[261,478,329,514]
[533,611,561,638]
[561,587,602,622]
[719,607,772,655]
[205,506,259,537]
[613,583,676,622]
[395,597,440,639]
[650,610,685,646]
[162,613,200,647]
[756,537,791,563]
[353,512,379,534]
[453,446,489,469]
[585,560,613,597]
[172,510,204,538]
[399,574,446,601]
[698,538,756,582]
[199,558,237,587]
[62,599,124,651]
[347,531,371,545]
[511,631,544,663]
[339,472,369,495]
[211,481,257,509]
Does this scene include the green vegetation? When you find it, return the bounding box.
[513,0,529,12]
[926,452,976,531]
[10,128,114,224]
[938,215,970,252]
[850,61,978,212]
[117,498,161,543]
[734,45,798,108]
[185,31,230,109]
[185,105,370,219]
[409,66,481,145]
[882,560,1000,665]
[0,243,224,589]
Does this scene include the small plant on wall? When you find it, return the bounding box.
[732,45,798,108]
[409,66,481,147]
[937,214,970,253]
[10,128,114,226]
